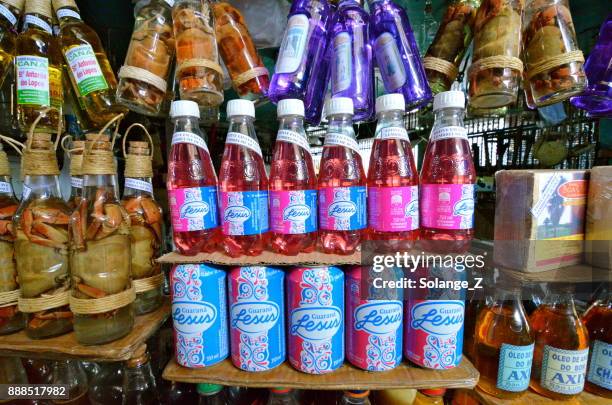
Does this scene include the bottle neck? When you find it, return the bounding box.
[545,291,579,315]
[375,110,404,132]
[172,116,203,136]
[23,175,62,199]
[83,174,120,201]
[0,175,13,197]
[228,115,257,140]
[433,107,465,128]
[23,12,53,34]
[327,113,355,138]
[0,2,20,28]
[55,6,82,27]
[279,115,307,138]
[124,361,156,389]
[123,177,154,198]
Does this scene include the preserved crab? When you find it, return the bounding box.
[0,193,23,335]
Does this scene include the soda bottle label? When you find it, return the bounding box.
[226,132,263,157]
[324,132,360,154]
[496,343,534,392]
[275,14,309,74]
[169,186,219,232]
[374,32,407,90]
[368,186,418,232]
[171,131,209,153]
[587,340,612,390]
[16,56,50,106]
[0,181,12,194]
[220,190,269,235]
[319,186,367,231]
[421,184,474,229]
[430,126,468,141]
[540,346,589,395]
[64,44,109,97]
[378,127,410,141]
[270,190,317,234]
[276,130,311,155]
[125,178,153,193]
[333,32,352,93]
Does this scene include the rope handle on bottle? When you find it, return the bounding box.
[122,123,154,160]
[26,106,63,151]
[86,113,125,154]
[0,134,25,155]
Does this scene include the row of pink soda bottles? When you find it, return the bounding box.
[167,90,475,257]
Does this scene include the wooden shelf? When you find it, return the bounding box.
[499,264,611,283]
[470,387,610,405]
[158,250,361,266]
[0,300,170,362]
[162,357,479,390]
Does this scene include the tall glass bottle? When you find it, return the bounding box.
[167,100,220,255]
[53,0,127,127]
[474,287,534,399]
[318,97,366,255]
[419,91,475,252]
[122,346,160,405]
[266,388,298,405]
[0,0,25,88]
[330,0,373,122]
[197,384,228,405]
[529,288,590,400]
[13,133,73,339]
[51,360,89,405]
[367,94,418,252]
[66,139,83,210]
[269,99,317,255]
[341,390,371,405]
[581,292,611,399]
[369,0,432,109]
[15,0,63,132]
[88,362,123,405]
[218,99,269,257]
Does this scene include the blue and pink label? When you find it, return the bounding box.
[319,186,367,231]
[270,189,317,234]
[169,186,219,232]
[220,191,269,236]
[368,186,419,232]
[420,184,474,230]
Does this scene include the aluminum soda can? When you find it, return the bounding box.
[170,264,229,368]
[228,266,285,371]
[287,266,344,374]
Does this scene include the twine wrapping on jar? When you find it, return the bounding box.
[0,135,24,176]
[0,152,10,177]
[423,56,459,82]
[18,290,69,313]
[119,66,168,93]
[4,0,25,11]
[122,123,154,179]
[233,66,269,89]
[25,0,53,18]
[177,58,224,75]
[525,50,584,80]
[469,55,524,76]
[69,285,136,315]
[51,0,78,12]
[21,108,63,177]
[133,272,164,294]
[81,114,124,176]
[0,289,20,308]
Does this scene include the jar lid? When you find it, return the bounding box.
[277,99,304,118]
[376,93,405,113]
[326,97,353,117]
[420,388,446,396]
[197,384,223,395]
[227,99,255,118]
[433,90,465,111]
[170,100,200,119]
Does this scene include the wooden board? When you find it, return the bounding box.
[162,357,479,390]
[472,387,610,405]
[500,264,611,283]
[158,250,361,266]
[0,300,170,362]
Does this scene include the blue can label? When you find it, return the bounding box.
[497,343,534,392]
[270,189,317,234]
[319,186,367,231]
[541,346,589,395]
[220,190,269,236]
[587,340,612,390]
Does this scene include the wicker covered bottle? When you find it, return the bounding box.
[69,123,134,345]
[120,125,164,315]
[117,0,175,116]
[0,0,26,88]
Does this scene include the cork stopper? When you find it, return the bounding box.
[125,141,153,178]
[126,344,149,368]
[82,134,115,175]
[22,133,60,176]
[25,0,53,19]
[3,0,26,12]
[69,140,84,176]
[51,0,77,12]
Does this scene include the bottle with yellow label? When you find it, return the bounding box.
[0,0,25,88]
[52,0,126,128]
[15,0,63,133]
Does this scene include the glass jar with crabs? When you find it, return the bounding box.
[120,124,164,315]
[69,117,134,345]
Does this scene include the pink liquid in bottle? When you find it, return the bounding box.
[219,99,270,257]
[318,97,367,255]
[270,99,318,255]
[167,100,221,255]
[367,94,419,252]
[420,91,476,252]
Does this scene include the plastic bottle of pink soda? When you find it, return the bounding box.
[167,100,221,255]
[318,97,367,255]
[219,99,270,257]
[270,99,318,255]
[367,93,419,251]
[420,91,476,252]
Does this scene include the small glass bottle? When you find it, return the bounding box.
[474,286,534,399]
[197,384,228,405]
[15,0,64,132]
[581,292,611,399]
[213,1,269,102]
[53,0,127,127]
[266,388,298,405]
[413,389,445,405]
[117,0,175,117]
[173,0,224,120]
[88,362,123,405]
[341,390,371,405]
[529,287,590,400]
[0,0,25,88]
[51,360,89,405]
[418,0,439,54]
[66,139,84,210]
[122,346,160,405]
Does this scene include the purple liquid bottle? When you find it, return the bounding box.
[269,0,332,123]
[571,15,612,117]
[330,0,374,122]
[369,0,432,108]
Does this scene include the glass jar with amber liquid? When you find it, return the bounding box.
[0,0,25,88]
[15,0,63,133]
[529,287,590,400]
[474,286,534,399]
[582,292,611,399]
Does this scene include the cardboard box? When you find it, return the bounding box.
[494,169,588,272]
[585,166,612,270]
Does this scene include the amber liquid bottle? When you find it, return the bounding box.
[529,288,590,400]
[582,293,611,399]
[15,0,63,132]
[474,287,534,399]
[0,0,25,88]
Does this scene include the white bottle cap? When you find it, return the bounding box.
[227,99,255,118]
[170,100,200,118]
[433,90,465,111]
[376,93,405,113]
[277,99,304,117]
[325,97,354,117]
